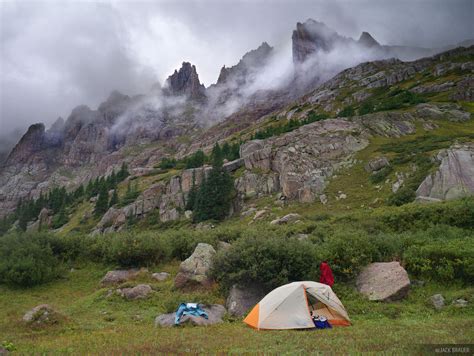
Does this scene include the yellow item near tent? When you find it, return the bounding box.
[244,281,350,330]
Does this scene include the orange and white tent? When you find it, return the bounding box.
[244,281,350,330]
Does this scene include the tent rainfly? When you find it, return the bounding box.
[244,281,350,330]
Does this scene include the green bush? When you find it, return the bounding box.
[0,233,63,287]
[319,229,402,280]
[377,198,474,231]
[369,166,393,184]
[387,187,416,206]
[403,238,474,283]
[338,105,355,117]
[98,232,168,267]
[212,231,318,292]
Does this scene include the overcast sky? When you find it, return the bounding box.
[0,0,473,145]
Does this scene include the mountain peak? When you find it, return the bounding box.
[217,42,273,85]
[165,62,206,100]
[358,31,380,48]
[292,18,341,63]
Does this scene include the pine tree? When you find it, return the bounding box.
[193,143,234,222]
[52,203,68,229]
[117,162,129,181]
[109,189,118,208]
[185,170,198,211]
[94,184,109,217]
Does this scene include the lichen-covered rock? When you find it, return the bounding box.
[22,304,61,325]
[174,243,216,289]
[155,304,226,327]
[356,262,410,301]
[416,144,474,201]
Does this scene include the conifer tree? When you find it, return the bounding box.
[109,189,118,208]
[193,143,234,222]
[185,170,198,211]
[94,184,109,217]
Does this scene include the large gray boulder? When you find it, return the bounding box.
[226,285,264,317]
[416,144,474,201]
[174,243,216,289]
[155,304,226,327]
[22,304,61,325]
[356,262,410,301]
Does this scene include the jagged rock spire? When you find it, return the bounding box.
[164,62,206,100]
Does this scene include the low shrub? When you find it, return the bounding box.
[98,231,168,267]
[369,166,393,184]
[319,229,402,280]
[212,232,318,292]
[0,233,63,287]
[403,238,474,283]
[387,187,416,206]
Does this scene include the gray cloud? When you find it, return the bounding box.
[1,0,472,154]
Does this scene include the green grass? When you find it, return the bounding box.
[1,263,472,353]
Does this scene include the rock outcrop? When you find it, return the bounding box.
[174,243,216,289]
[164,62,206,100]
[416,143,474,201]
[356,262,411,301]
[155,304,226,327]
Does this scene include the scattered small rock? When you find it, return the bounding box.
[117,284,153,300]
[365,156,390,173]
[253,210,267,220]
[100,269,145,286]
[22,304,61,325]
[270,213,301,225]
[241,208,257,217]
[452,299,468,308]
[430,294,445,310]
[320,194,328,205]
[152,272,170,281]
[217,241,232,252]
[184,210,193,219]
